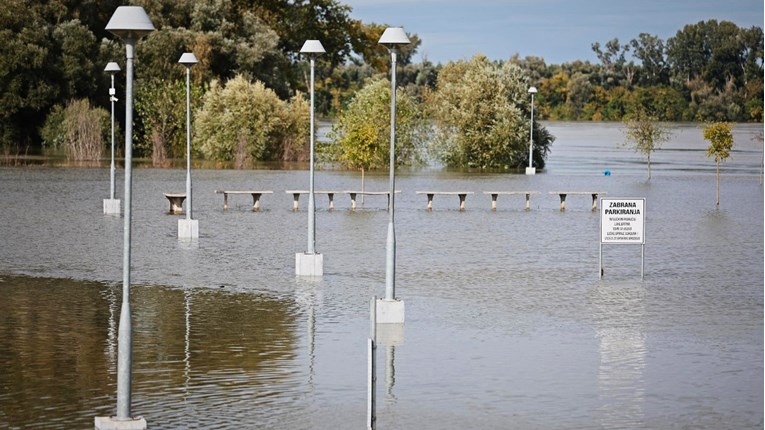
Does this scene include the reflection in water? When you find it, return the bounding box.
[592,283,646,428]
[0,276,302,429]
[104,284,118,372]
[183,288,191,400]
[385,345,396,402]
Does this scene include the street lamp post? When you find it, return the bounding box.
[526,86,538,175]
[96,6,154,430]
[296,40,325,277]
[178,52,198,239]
[376,27,410,324]
[103,62,121,215]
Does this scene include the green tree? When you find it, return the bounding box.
[329,78,426,185]
[40,98,109,162]
[622,110,672,179]
[194,75,309,167]
[703,122,734,205]
[134,78,201,166]
[430,55,553,169]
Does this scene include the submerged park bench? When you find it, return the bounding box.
[215,190,273,211]
[163,193,186,214]
[416,191,474,211]
[483,191,540,210]
[285,190,343,211]
[286,190,400,210]
[549,191,607,211]
[346,190,400,210]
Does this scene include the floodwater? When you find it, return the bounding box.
[0,122,762,429]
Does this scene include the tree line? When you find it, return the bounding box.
[0,0,761,169]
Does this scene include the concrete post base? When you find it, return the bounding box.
[376,298,405,324]
[296,252,323,276]
[178,219,199,239]
[103,199,121,215]
[525,167,536,175]
[94,416,147,430]
[375,322,404,346]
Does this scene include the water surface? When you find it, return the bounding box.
[0,122,762,429]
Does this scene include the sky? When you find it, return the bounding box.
[342,0,764,65]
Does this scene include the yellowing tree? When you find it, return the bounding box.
[703,122,734,205]
[329,78,426,190]
[622,110,672,179]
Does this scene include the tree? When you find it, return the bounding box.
[629,33,669,86]
[430,55,554,169]
[703,122,734,205]
[40,98,109,162]
[194,75,309,167]
[622,110,672,179]
[329,78,426,186]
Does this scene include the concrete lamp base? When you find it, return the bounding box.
[103,199,121,215]
[376,298,405,324]
[94,416,147,430]
[178,219,199,239]
[296,252,323,276]
[525,167,536,175]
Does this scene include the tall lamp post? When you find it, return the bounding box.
[525,86,538,175]
[178,52,198,239]
[103,62,121,215]
[376,27,410,324]
[96,6,154,430]
[296,40,325,276]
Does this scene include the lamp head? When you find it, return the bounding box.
[378,27,410,47]
[106,6,155,40]
[528,86,538,94]
[178,52,198,66]
[300,40,326,56]
[104,62,121,73]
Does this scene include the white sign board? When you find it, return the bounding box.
[600,198,645,244]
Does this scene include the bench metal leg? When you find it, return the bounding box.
[490,193,498,210]
[350,193,357,210]
[292,193,300,211]
[458,194,467,211]
[251,193,262,211]
[223,193,229,210]
[525,193,531,210]
[559,194,567,211]
[426,193,434,210]
[327,193,334,210]
[591,193,599,211]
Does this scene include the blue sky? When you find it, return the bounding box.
[343,0,764,65]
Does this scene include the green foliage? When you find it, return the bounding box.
[40,98,109,161]
[134,77,203,163]
[703,121,734,205]
[703,122,734,162]
[622,110,673,179]
[194,75,309,165]
[329,78,426,170]
[429,55,553,169]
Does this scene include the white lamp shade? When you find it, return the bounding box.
[300,40,326,55]
[528,86,538,94]
[178,52,198,65]
[378,27,410,46]
[104,62,121,73]
[105,6,155,40]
